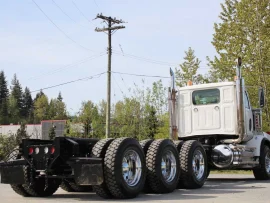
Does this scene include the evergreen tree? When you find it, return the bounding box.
[57,92,63,102]
[22,87,33,120]
[8,95,20,124]
[10,74,23,117]
[0,71,9,124]
[144,105,158,139]
[16,123,29,145]
[49,124,56,140]
[175,47,205,87]
[48,98,67,120]
[34,90,45,102]
[79,101,99,138]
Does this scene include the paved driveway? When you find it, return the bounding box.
[0,174,269,203]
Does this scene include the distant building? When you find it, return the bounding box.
[41,120,66,139]
[0,120,70,139]
[0,124,42,139]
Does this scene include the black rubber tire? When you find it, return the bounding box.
[10,185,31,197]
[174,140,184,153]
[140,139,154,154]
[174,140,185,189]
[139,139,154,193]
[60,179,93,192]
[91,138,114,198]
[146,139,180,193]
[206,167,211,179]
[104,137,146,199]
[9,156,32,197]
[179,140,208,189]
[22,166,61,197]
[60,179,75,192]
[253,145,270,180]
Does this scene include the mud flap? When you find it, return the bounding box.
[0,165,25,184]
[68,158,103,186]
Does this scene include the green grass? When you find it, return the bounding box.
[210,170,253,174]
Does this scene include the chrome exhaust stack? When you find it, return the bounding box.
[222,57,245,144]
[168,68,178,141]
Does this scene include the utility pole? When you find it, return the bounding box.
[94,14,125,138]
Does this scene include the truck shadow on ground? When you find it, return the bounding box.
[43,177,268,202]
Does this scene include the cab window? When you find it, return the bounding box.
[192,89,220,105]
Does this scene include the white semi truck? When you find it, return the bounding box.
[0,58,269,199]
[168,57,270,187]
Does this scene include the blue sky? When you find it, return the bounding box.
[0,0,223,114]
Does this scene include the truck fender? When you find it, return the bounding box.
[246,132,270,156]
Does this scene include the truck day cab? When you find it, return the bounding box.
[0,58,269,199]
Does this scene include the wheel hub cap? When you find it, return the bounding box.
[192,150,205,180]
[161,150,177,182]
[122,150,142,187]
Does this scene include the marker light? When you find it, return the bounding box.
[50,146,55,154]
[29,147,34,155]
[44,147,49,154]
[35,147,40,154]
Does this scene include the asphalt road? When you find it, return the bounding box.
[0,174,269,203]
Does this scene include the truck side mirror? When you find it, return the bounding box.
[259,87,265,108]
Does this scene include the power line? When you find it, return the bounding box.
[93,0,100,10]
[112,71,170,79]
[113,50,210,69]
[113,50,178,66]
[51,0,92,30]
[72,1,92,23]
[31,72,106,93]
[112,73,125,96]
[31,0,94,52]
[27,52,106,80]
[52,0,75,22]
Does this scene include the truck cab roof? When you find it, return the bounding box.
[177,81,235,91]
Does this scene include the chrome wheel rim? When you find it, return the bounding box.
[192,149,205,180]
[265,151,270,175]
[122,149,142,187]
[161,150,177,182]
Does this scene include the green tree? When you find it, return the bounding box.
[175,47,202,87]
[34,94,49,123]
[208,0,270,128]
[78,101,99,138]
[34,90,45,102]
[57,92,63,102]
[16,123,29,145]
[144,105,158,139]
[49,98,67,120]
[22,87,33,121]
[8,95,20,124]
[49,124,56,140]
[155,113,170,139]
[0,71,9,124]
[10,74,23,117]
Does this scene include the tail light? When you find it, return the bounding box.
[28,147,34,155]
[50,146,55,154]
